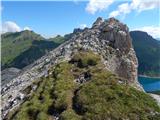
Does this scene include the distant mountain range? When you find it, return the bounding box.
[1,30,67,69]
[130,31,160,77]
[1,30,160,77]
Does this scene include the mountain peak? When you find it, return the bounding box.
[92,17,128,32]
[92,17,104,28]
[91,17,131,54]
[2,29,44,41]
[108,17,120,24]
[2,17,145,119]
[57,17,139,88]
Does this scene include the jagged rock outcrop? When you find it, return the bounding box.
[62,17,140,88]
[2,17,142,119]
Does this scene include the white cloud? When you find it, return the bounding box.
[24,26,31,31]
[86,0,114,14]
[131,0,159,12]
[1,21,31,33]
[79,24,87,29]
[109,3,131,18]
[2,21,21,33]
[109,0,159,18]
[132,26,160,38]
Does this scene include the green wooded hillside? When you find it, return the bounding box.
[130,31,160,77]
[1,31,66,69]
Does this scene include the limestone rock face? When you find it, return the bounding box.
[61,17,140,88]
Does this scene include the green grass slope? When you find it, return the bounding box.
[1,30,44,69]
[10,40,60,69]
[7,51,160,120]
[130,31,160,77]
[1,31,66,69]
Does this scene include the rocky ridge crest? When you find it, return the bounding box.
[2,17,142,119]
[64,17,139,87]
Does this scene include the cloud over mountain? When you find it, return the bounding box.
[2,21,21,33]
[109,0,159,18]
[1,21,31,33]
[132,26,160,38]
[23,27,31,31]
[85,0,159,18]
[86,0,114,14]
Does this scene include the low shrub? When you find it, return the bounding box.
[70,51,100,68]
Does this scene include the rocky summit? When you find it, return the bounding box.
[2,17,148,119]
[68,17,139,87]
[54,17,140,88]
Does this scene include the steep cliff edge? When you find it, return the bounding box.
[60,17,140,89]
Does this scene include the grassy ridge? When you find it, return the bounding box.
[8,51,160,120]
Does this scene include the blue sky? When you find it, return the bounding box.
[1,0,160,38]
